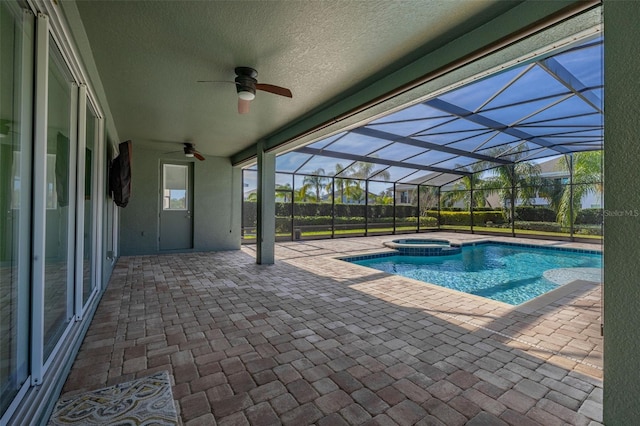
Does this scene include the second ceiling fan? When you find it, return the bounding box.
[199,67,292,114]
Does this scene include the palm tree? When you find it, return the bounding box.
[482,147,543,221]
[294,184,313,202]
[349,161,391,204]
[538,177,564,214]
[344,181,365,203]
[328,161,393,204]
[303,168,328,202]
[375,191,393,205]
[275,183,293,202]
[330,163,350,203]
[332,162,364,203]
[557,151,603,227]
[441,162,491,209]
[351,161,391,182]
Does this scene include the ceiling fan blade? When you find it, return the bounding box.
[193,151,205,161]
[256,83,292,98]
[238,98,250,114]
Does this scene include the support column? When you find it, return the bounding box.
[604,1,640,423]
[256,141,275,265]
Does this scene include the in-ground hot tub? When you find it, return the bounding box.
[383,238,461,256]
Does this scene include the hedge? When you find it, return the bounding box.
[440,207,497,212]
[244,201,421,226]
[485,221,602,235]
[243,201,602,234]
[575,208,603,225]
[438,211,505,226]
[274,215,438,232]
[514,206,556,222]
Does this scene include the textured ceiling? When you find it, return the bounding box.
[74,0,520,158]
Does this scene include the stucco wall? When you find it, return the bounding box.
[603,1,640,424]
[119,144,241,255]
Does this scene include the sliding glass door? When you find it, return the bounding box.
[1,2,108,422]
[0,1,32,417]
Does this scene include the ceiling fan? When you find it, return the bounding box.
[164,142,205,161]
[182,143,205,161]
[198,67,292,114]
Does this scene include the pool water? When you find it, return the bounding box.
[350,243,602,305]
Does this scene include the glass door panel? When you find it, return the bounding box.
[0,2,32,417]
[43,38,74,362]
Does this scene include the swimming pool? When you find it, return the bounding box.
[346,242,602,305]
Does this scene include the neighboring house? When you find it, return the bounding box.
[524,157,602,209]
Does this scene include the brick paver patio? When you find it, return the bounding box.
[61,233,603,425]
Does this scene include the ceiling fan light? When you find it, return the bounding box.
[185,152,194,158]
[238,90,255,101]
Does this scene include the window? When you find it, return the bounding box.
[163,164,188,210]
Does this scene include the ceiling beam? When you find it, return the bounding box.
[424,98,572,154]
[538,56,603,113]
[295,146,470,176]
[352,127,513,165]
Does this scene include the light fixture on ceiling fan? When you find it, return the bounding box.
[198,67,292,114]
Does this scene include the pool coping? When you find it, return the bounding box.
[515,278,600,314]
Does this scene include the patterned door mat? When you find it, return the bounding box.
[48,371,179,425]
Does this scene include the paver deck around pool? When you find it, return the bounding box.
[61,233,603,425]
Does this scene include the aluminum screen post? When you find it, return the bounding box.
[256,140,275,264]
[470,177,474,234]
[437,186,441,230]
[365,180,369,237]
[510,165,516,238]
[331,177,335,238]
[393,183,397,235]
[568,154,574,241]
[416,185,420,233]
